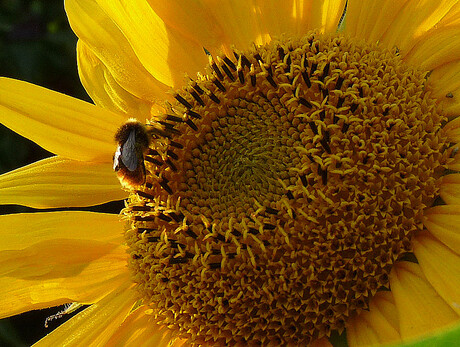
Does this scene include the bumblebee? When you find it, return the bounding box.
[113,119,150,189]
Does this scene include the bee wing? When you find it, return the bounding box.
[121,130,139,171]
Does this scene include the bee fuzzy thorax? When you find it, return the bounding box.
[113,119,150,190]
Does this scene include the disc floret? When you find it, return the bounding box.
[123,32,449,345]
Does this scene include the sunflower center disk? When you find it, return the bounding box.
[124,32,448,345]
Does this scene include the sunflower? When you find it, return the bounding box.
[1,0,460,345]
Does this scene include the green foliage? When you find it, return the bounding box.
[398,323,460,347]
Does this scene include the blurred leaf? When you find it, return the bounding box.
[397,322,460,347]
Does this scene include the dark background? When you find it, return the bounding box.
[0,0,89,179]
[1,1,91,345]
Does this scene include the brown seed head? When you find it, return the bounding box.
[123,32,449,345]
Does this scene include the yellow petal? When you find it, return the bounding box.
[347,291,401,347]
[346,314,380,347]
[0,211,123,250]
[77,40,155,117]
[345,0,460,56]
[0,245,128,319]
[440,174,460,206]
[430,61,460,118]
[447,145,460,171]
[34,282,136,347]
[81,0,207,88]
[444,114,460,142]
[0,211,128,318]
[0,78,125,161]
[405,26,460,71]
[365,291,401,344]
[256,1,304,43]
[201,0,346,49]
[65,0,169,100]
[413,231,460,314]
[0,156,127,208]
[262,0,347,38]
[389,261,459,341]
[145,0,233,57]
[370,291,400,333]
[192,0,269,50]
[311,0,348,33]
[449,156,460,172]
[423,205,460,255]
[0,239,117,278]
[345,0,411,44]
[106,306,187,347]
[393,0,460,55]
[68,0,346,93]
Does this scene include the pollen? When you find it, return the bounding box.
[123,32,449,345]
